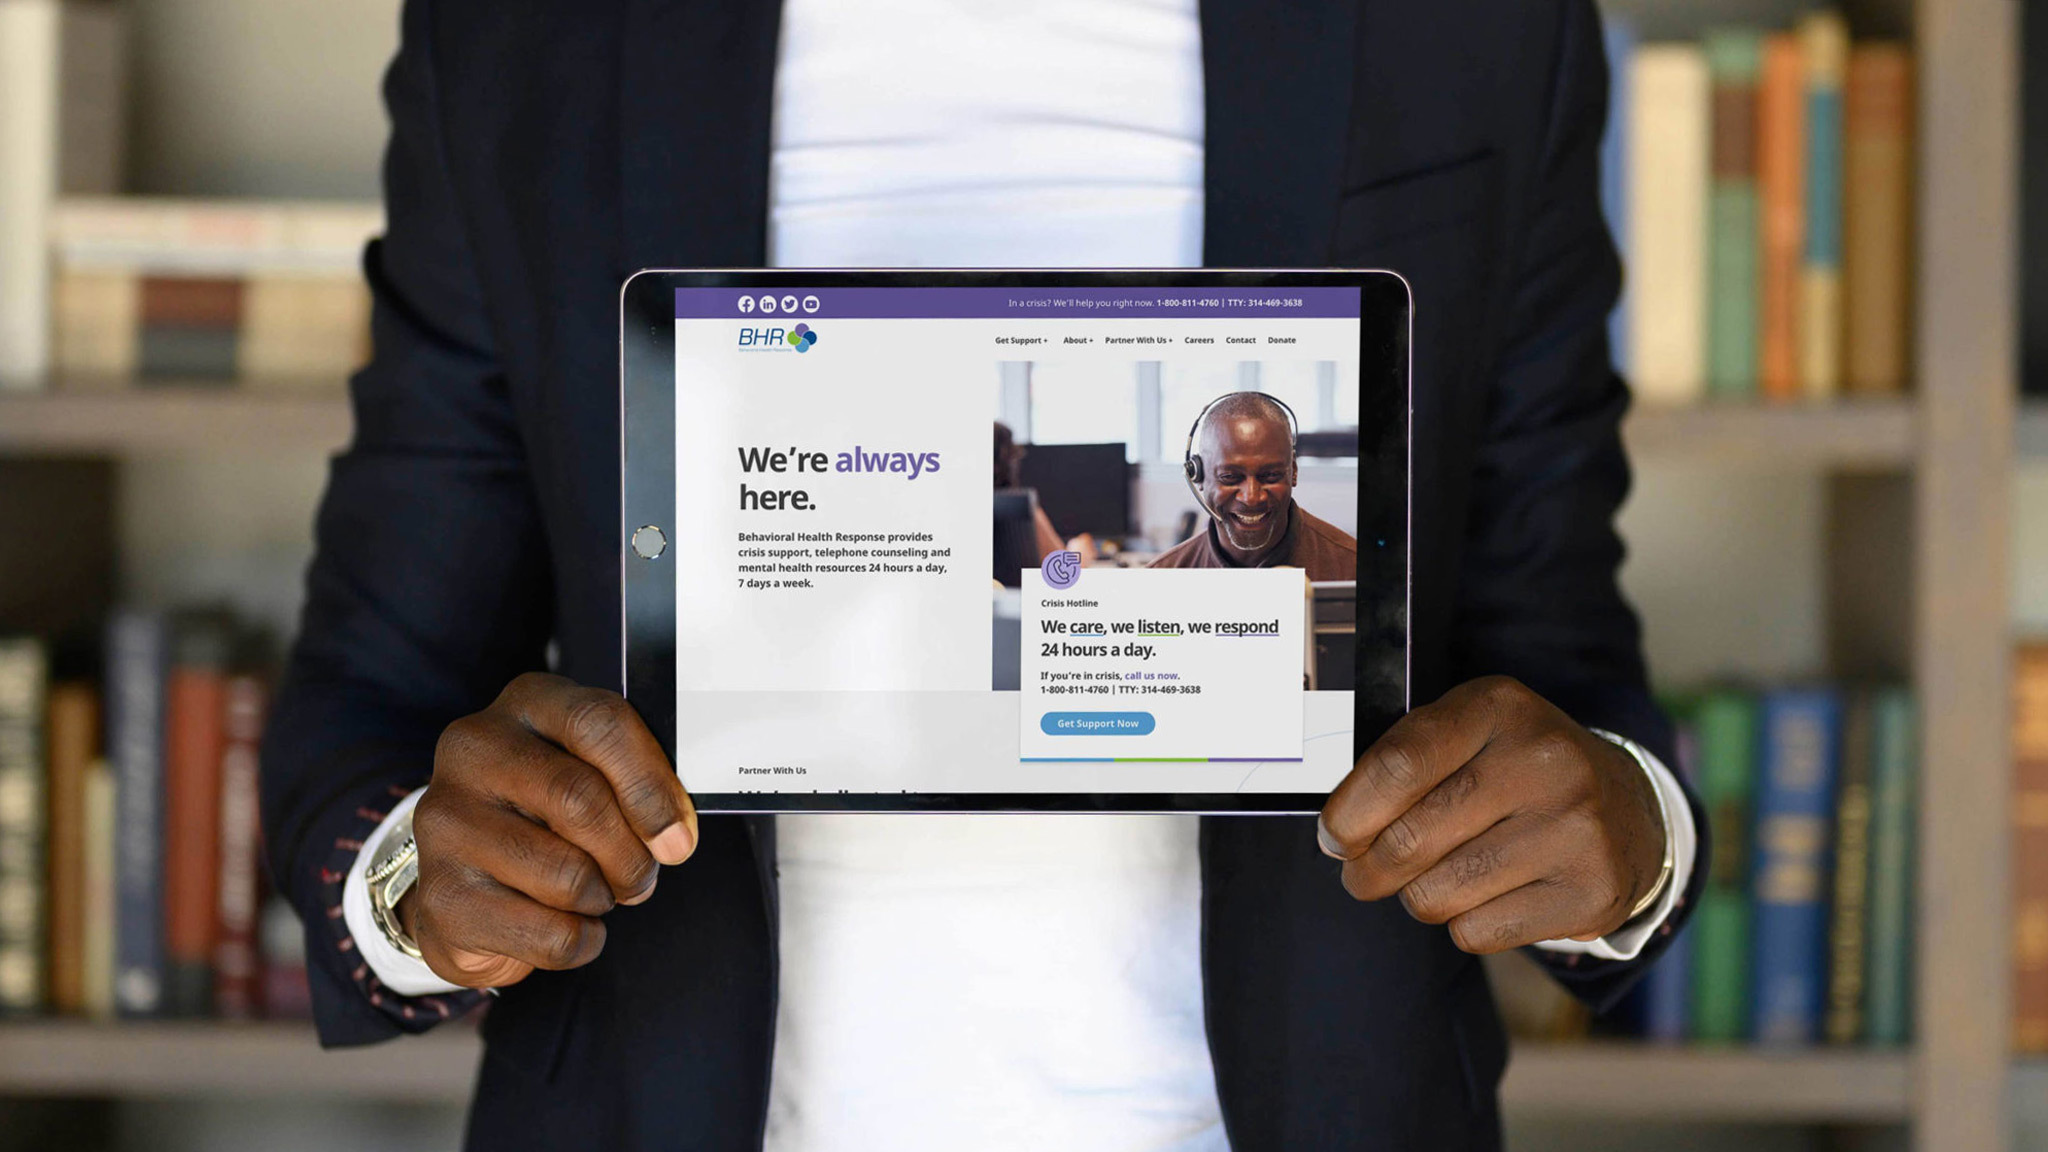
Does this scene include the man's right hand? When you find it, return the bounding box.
[400,672,698,989]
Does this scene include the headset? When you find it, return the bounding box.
[1182,392,1300,516]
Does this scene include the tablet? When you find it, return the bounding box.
[621,270,1409,813]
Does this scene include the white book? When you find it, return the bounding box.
[1626,45,1710,407]
[0,0,125,387]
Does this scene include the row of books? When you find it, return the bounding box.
[0,612,311,1021]
[1496,682,1916,1047]
[1607,15,1914,405]
[46,198,379,388]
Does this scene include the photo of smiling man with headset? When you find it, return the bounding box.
[1150,390,1357,582]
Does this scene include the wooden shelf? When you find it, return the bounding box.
[0,1022,479,1102]
[1622,399,1917,468]
[0,386,351,454]
[0,1023,1924,1121]
[1500,1043,1913,1122]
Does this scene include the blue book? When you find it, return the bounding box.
[1636,713,1700,1042]
[1750,687,1843,1045]
[106,610,167,1018]
[1599,15,1637,375]
[1642,923,1695,1043]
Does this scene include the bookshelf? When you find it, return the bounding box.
[0,1025,1920,1121]
[0,386,350,454]
[0,0,2023,1150]
[1624,398,1917,467]
[0,1021,479,1103]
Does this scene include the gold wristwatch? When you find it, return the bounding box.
[364,805,424,961]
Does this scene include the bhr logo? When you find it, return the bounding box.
[736,323,821,353]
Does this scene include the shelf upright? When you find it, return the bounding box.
[1911,0,2017,1148]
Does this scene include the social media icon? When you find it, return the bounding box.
[781,295,799,314]
[802,295,820,314]
[737,295,755,313]
[759,294,777,314]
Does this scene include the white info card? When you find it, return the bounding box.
[1020,566,1305,763]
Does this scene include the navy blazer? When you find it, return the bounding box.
[261,0,1705,1148]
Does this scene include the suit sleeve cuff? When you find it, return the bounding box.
[1530,729,1696,962]
[343,786,464,997]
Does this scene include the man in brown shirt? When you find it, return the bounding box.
[1148,392,1356,582]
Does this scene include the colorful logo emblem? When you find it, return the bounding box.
[1041,550,1081,590]
[786,323,818,352]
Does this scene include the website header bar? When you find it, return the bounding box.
[674,286,1361,321]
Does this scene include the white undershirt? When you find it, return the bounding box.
[765,3,1222,1147]
[346,4,1697,1148]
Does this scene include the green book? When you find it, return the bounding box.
[1824,691,1875,1044]
[1690,687,1759,1041]
[1861,687,1916,1045]
[1705,29,1763,399]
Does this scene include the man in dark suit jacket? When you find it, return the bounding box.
[261,1,1706,1148]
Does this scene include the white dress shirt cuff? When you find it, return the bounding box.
[1529,729,1697,963]
[343,785,465,997]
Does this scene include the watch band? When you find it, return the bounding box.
[365,806,424,961]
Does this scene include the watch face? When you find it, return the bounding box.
[366,832,419,889]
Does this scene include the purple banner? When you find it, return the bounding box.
[675,286,1359,320]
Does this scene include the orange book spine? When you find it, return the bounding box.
[2018,644,2048,1053]
[1757,33,1805,402]
[1843,46,1913,395]
[162,658,226,1017]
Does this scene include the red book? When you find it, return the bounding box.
[161,614,231,1017]
[211,673,264,1020]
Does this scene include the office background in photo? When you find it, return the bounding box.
[993,360,1361,553]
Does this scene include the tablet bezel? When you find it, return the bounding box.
[621,269,1409,813]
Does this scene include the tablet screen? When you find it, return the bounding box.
[624,273,1407,812]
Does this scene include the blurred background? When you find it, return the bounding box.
[0,0,2039,1148]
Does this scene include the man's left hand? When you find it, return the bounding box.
[1317,676,1665,954]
